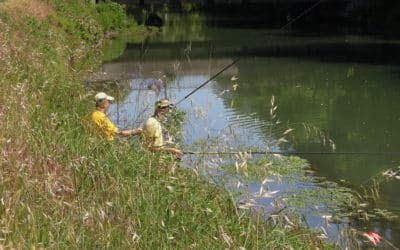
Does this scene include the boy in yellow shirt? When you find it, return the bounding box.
[88,92,142,141]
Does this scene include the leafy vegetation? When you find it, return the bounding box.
[96,0,128,31]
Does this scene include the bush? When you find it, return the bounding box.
[96,0,127,31]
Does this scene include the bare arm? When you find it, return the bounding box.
[117,128,142,136]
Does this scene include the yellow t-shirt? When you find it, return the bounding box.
[89,110,118,141]
[143,117,163,147]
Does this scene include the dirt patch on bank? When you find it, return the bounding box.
[0,0,55,21]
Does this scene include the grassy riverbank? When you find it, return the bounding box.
[0,0,328,248]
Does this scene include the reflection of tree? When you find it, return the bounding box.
[169,0,182,11]
[101,38,127,63]
[214,58,400,154]
[156,14,206,43]
[212,58,400,189]
[346,0,400,37]
[206,0,214,7]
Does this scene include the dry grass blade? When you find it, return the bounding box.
[283,128,294,135]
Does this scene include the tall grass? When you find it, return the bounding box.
[0,0,328,248]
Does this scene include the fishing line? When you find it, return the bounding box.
[184,151,400,156]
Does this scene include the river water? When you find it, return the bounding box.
[98,14,400,248]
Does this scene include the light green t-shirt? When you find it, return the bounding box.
[143,117,163,147]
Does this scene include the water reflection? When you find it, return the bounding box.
[215,57,400,184]
[98,14,400,247]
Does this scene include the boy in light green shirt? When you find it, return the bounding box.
[142,99,183,156]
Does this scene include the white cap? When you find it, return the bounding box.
[94,92,114,102]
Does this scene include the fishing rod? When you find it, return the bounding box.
[184,151,400,156]
[129,59,239,123]
[280,0,325,30]
[172,0,325,106]
[174,58,240,106]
